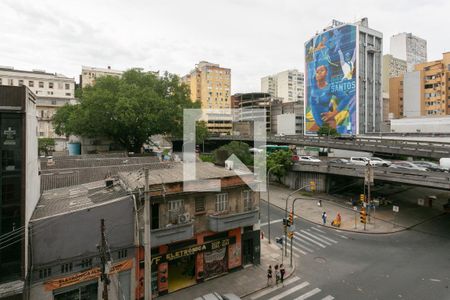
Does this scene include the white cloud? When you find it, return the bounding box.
[1,0,449,92]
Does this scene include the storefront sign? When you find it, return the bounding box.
[152,237,236,266]
[3,127,17,145]
[44,259,133,291]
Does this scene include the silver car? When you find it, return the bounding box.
[389,161,428,171]
[194,292,241,300]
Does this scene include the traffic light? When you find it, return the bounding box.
[359,194,365,203]
[288,231,294,239]
[282,218,288,226]
[310,181,316,192]
[360,208,367,224]
[288,210,294,226]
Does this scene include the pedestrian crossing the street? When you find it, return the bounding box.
[249,276,334,300]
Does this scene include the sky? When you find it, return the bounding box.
[1,0,449,93]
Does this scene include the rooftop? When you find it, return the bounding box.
[119,161,252,190]
[0,67,73,79]
[31,180,130,221]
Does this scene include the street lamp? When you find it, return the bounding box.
[266,164,282,244]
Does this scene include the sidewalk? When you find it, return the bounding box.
[264,183,446,234]
[158,238,295,299]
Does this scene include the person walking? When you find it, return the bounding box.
[322,211,327,225]
[280,264,285,286]
[267,265,273,286]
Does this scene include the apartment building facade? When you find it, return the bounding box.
[182,62,232,134]
[0,86,40,299]
[382,54,407,95]
[119,162,260,297]
[80,65,123,88]
[390,32,427,72]
[0,67,76,151]
[261,69,304,103]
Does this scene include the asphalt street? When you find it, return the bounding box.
[250,200,450,300]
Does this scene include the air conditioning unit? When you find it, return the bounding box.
[178,213,190,224]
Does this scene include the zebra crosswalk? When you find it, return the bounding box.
[270,225,344,257]
[249,276,334,300]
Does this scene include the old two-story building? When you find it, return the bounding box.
[28,180,137,300]
[119,162,261,298]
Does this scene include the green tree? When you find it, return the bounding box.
[196,121,209,145]
[267,150,293,182]
[53,69,199,152]
[317,123,339,137]
[38,138,55,156]
[213,141,253,166]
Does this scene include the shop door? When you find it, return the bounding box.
[168,255,196,293]
[203,247,228,279]
[54,282,98,300]
[242,238,254,265]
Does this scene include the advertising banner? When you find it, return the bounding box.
[305,24,357,135]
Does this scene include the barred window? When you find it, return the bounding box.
[195,197,205,213]
[61,262,73,273]
[168,199,183,212]
[118,249,128,259]
[216,193,228,212]
[243,190,252,211]
[81,258,92,269]
[39,268,52,279]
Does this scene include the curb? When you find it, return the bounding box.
[239,243,296,299]
[263,198,446,235]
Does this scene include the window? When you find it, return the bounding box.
[39,81,44,88]
[168,199,183,212]
[61,262,73,273]
[243,190,252,211]
[118,249,128,259]
[0,78,2,84]
[65,83,70,89]
[51,100,57,105]
[39,268,52,279]
[216,193,228,212]
[65,93,71,96]
[57,82,63,89]
[29,80,34,87]
[8,79,14,85]
[49,82,54,89]
[195,197,205,213]
[80,258,92,269]
[18,80,23,86]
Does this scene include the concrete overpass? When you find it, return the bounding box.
[208,135,450,159]
[292,162,450,190]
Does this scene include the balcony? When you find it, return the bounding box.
[208,208,259,232]
[151,221,194,247]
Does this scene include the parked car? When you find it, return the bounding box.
[275,133,285,137]
[297,156,321,162]
[194,292,241,300]
[329,158,349,164]
[412,161,448,172]
[389,161,429,171]
[369,157,392,167]
[349,157,371,166]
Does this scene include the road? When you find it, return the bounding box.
[247,201,450,300]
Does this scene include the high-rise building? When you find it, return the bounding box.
[390,52,450,118]
[382,54,407,95]
[261,69,304,103]
[0,67,76,151]
[80,65,123,88]
[390,33,427,72]
[304,18,383,135]
[182,61,232,134]
[0,86,40,299]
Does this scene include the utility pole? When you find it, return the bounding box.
[98,219,110,300]
[144,168,152,299]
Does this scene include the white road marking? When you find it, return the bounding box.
[337,234,349,239]
[300,230,333,246]
[292,234,321,249]
[311,227,326,233]
[306,229,338,244]
[295,232,327,248]
[430,278,441,282]
[251,276,301,299]
[290,244,308,255]
[293,288,321,300]
[292,238,314,252]
[322,296,335,300]
[267,281,310,300]
[261,219,283,226]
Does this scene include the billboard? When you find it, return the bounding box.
[304,24,357,135]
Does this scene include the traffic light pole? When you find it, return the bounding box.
[290,197,305,267]
[267,165,281,244]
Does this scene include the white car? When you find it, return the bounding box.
[349,157,371,166]
[369,157,392,167]
[298,156,321,162]
[194,292,241,300]
[389,161,428,172]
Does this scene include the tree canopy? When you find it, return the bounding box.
[38,138,55,156]
[267,150,293,182]
[317,123,339,137]
[213,141,253,166]
[53,69,200,152]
